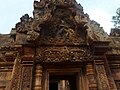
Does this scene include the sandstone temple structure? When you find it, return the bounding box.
[0,0,120,90]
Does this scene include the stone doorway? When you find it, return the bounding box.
[49,74,77,90]
[49,81,58,90]
[42,63,83,90]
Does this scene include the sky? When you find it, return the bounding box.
[0,0,120,34]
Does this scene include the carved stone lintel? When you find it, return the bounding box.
[36,46,93,63]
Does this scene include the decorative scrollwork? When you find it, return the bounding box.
[36,46,93,62]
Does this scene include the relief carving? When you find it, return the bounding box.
[27,30,40,42]
[39,8,87,45]
[36,46,93,62]
[12,0,90,45]
[0,0,120,90]
[9,53,22,90]
[86,63,97,89]
[86,20,109,41]
[20,66,33,90]
[96,65,110,90]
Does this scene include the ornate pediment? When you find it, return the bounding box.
[12,0,89,45]
[2,0,110,46]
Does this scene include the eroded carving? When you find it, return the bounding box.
[96,65,110,90]
[0,0,120,90]
[9,53,22,90]
[86,20,109,41]
[36,46,93,62]
[20,66,33,90]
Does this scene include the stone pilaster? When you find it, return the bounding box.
[78,66,89,90]
[9,53,22,90]
[9,51,34,90]
[103,56,117,90]
[86,63,97,90]
[20,65,33,90]
[19,54,34,90]
[95,60,110,90]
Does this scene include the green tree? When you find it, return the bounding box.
[112,8,120,28]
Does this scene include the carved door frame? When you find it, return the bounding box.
[42,63,89,90]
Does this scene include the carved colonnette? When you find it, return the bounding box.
[33,64,43,90]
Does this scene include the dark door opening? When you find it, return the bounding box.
[49,81,58,90]
[49,75,77,90]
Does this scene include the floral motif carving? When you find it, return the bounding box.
[96,65,110,90]
[9,53,22,90]
[36,46,93,62]
[20,66,33,90]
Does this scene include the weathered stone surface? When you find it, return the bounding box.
[0,0,120,90]
[0,35,14,48]
[36,46,93,63]
[87,20,109,41]
[110,28,120,37]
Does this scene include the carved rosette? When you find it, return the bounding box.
[36,46,93,63]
